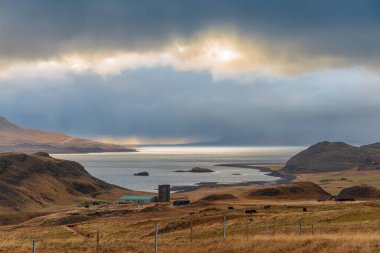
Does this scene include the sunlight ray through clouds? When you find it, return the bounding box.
[0,34,250,80]
[0,32,351,81]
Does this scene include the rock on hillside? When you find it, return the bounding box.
[0,152,127,211]
[200,194,237,201]
[0,116,136,153]
[247,182,329,199]
[281,141,380,174]
[338,185,380,198]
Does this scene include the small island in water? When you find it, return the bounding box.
[174,167,215,173]
[133,171,149,176]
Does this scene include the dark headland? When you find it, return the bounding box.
[282,141,380,173]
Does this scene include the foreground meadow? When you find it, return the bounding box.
[0,189,379,253]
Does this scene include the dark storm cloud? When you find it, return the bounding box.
[1,67,380,145]
[1,0,380,69]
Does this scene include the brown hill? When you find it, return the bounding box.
[281,141,380,174]
[0,116,136,153]
[338,185,380,199]
[0,152,131,211]
[246,182,329,199]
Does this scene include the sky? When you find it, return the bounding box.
[1,0,380,145]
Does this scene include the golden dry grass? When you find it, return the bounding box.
[1,195,380,253]
[1,222,380,252]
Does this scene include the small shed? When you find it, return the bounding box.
[335,195,355,201]
[119,195,157,204]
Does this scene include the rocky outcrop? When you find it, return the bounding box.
[281,141,380,174]
[200,194,237,201]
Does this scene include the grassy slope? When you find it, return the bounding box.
[0,152,146,225]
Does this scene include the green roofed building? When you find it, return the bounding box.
[119,195,158,203]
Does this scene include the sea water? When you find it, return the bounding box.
[52,146,303,192]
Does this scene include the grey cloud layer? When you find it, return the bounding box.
[1,67,380,145]
[1,0,380,69]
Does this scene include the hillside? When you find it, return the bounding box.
[281,141,380,174]
[0,152,132,211]
[0,116,136,153]
[246,181,328,199]
[339,185,380,199]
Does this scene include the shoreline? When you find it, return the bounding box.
[49,148,138,155]
[171,163,296,193]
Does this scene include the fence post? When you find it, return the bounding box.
[246,219,249,239]
[299,221,302,235]
[32,240,36,253]
[155,223,158,253]
[311,224,314,235]
[96,230,99,253]
[266,222,269,235]
[223,213,227,240]
[190,213,193,242]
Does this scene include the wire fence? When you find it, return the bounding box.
[23,211,380,252]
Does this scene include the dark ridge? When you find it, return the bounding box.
[282,141,380,174]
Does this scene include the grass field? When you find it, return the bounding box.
[1,189,380,253]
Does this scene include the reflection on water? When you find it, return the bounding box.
[52,146,303,192]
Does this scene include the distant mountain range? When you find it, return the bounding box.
[282,141,380,173]
[0,116,136,153]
